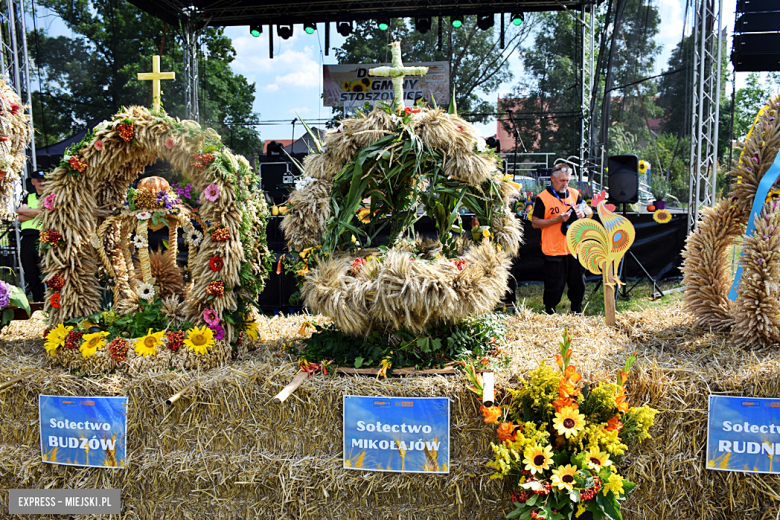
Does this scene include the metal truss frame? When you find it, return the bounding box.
[688,0,723,232]
[578,3,595,181]
[182,19,200,122]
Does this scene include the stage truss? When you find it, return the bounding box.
[688,0,723,232]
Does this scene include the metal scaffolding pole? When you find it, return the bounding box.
[579,4,595,181]
[182,21,200,122]
[688,0,723,232]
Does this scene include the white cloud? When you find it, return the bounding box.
[265,84,279,92]
[231,38,320,91]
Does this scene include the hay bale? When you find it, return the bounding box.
[2,305,780,519]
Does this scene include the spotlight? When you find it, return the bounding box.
[377,18,390,31]
[337,20,353,37]
[250,23,262,37]
[304,22,316,34]
[477,14,494,30]
[277,24,293,39]
[510,12,524,26]
[451,15,463,28]
[416,17,432,34]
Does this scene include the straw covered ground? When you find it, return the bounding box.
[1,304,780,519]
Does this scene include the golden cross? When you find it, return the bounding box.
[137,55,175,113]
[369,42,428,111]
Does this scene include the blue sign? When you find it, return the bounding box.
[39,395,128,469]
[707,395,780,474]
[343,395,450,473]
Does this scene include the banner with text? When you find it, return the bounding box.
[707,395,780,474]
[323,62,450,114]
[343,395,450,473]
[39,395,128,469]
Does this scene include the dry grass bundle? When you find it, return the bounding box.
[0,77,31,216]
[302,241,513,335]
[4,305,780,518]
[732,201,780,346]
[134,247,185,299]
[682,93,780,346]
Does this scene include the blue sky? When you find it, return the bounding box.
[34,0,758,143]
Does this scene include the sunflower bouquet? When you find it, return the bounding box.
[478,330,657,520]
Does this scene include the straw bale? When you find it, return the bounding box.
[4,306,780,518]
[281,177,332,251]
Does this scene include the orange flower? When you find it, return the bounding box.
[554,354,564,369]
[496,422,518,443]
[606,415,623,432]
[50,292,61,309]
[481,404,502,424]
[615,386,629,413]
[564,364,582,383]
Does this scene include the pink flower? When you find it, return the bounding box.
[203,183,219,202]
[42,193,56,210]
[202,308,219,327]
[94,139,104,151]
[164,137,174,149]
[210,324,225,341]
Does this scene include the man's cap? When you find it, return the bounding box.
[30,170,46,180]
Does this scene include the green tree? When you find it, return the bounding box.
[29,0,261,157]
[334,15,538,123]
[733,72,772,142]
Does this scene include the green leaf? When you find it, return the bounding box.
[2,307,13,326]
[8,286,30,316]
[354,356,364,368]
[447,86,457,115]
[162,240,169,249]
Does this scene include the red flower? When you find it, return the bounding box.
[164,137,175,149]
[411,108,421,113]
[166,330,184,352]
[108,337,130,361]
[404,107,412,114]
[47,274,65,290]
[117,122,135,142]
[211,226,231,242]
[209,255,224,272]
[50,292,61,309]
[68,156,88,173]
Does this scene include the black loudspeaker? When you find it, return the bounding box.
[732,33,780,71]
[738,0,778,12]
[736,12,780,33]
[607,155,639,204]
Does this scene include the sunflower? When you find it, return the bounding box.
[135,329,165,357]
[553,406,586,438]
[80,331,109,359]
[523,444,553,475]
[137,281,156,302]
[44,323,73,355]
[586,449,612,471]
[342,80,352,91]
[244,321,260,341]
[184,326,215,355]
[653,209,672,224]
[360,77,371,87]
[638,160,649,174]
[550,465,579,491]
[351,82,366,93]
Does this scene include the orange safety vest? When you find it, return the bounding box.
[536,187,579,257]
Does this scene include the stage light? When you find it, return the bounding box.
[278,24,293,39]
[377,18,390,31]
[451,15,463,28]
[304,22,316,34]
[477,14,494,30]
[250,23,262,37]
[337,21,353,37]
[510,12,524,25]
[416,17,432,34]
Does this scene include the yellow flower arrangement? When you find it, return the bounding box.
[44,324,72,355]
[476,329,656,520]
[184,326,214,355]
[553,406,586,438]
[80,331,109,359]
[551,464,578,491]
[522,444,553,475]
[135,329,165,357]
[638,160,649,174]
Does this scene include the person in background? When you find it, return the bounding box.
[531,163,592,315]
[16,170,46,301]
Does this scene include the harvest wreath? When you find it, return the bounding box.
[682,93,780,347]
[0,77,30,215]
[281,43,522,336]
[37,105,272,373]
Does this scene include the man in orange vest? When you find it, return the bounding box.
[531,164,592,315]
